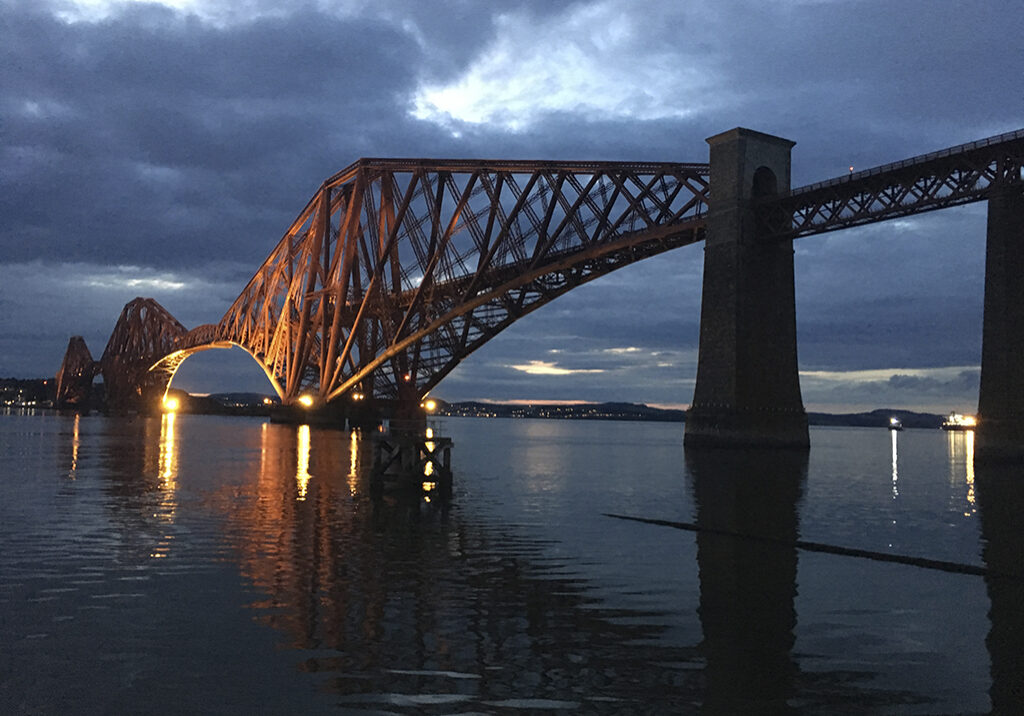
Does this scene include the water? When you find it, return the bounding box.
[1,411,1021,714]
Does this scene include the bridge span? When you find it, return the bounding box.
[57,128,1024,456]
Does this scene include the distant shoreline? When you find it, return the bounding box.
[438,401,950,429]
[1,377,957,429]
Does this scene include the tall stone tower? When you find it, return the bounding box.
[684,128,809,449]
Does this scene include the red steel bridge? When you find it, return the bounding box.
[56,128,1024,451]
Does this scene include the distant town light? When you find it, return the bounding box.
[297,394,314,408]
[262,397,273,405]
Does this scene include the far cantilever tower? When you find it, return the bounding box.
[54,336,96,408]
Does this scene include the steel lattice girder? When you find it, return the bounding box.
[761,129,1024,239]
[214,159,710,402]
[100,297,188,408]
[55,336,97,406]
[78,129,1024,408]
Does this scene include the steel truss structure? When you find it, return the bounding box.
[762,129,1024,239]
[54,336,95,406]
[57,128,1023,410]
[102,298,187,407]
[63,161,711,408]
[217,159,710,405]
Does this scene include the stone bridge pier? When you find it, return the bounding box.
[685,128,809,449]
[977,185,1024,460]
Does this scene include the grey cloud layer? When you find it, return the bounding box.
[1,0,1019,410]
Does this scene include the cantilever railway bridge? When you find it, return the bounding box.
[57,127,1024,449]
[58,158,713,410]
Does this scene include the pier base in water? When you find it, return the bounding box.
[370,430,453,500]
[976,187,1024,462]
[684,129,809,450]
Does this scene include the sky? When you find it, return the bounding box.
[2,0,1021,413]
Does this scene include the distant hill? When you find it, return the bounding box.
[439,401,947,427]
[807,408,944,429]
[207,392,278,407]
[440,400,681,422]
[8,376,954,428]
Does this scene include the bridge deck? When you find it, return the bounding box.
[764,128,1024,238]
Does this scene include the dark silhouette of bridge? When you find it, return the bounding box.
[57,128,1024,455]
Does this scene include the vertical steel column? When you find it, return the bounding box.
[685,128,809,448]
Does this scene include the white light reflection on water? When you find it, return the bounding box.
[890,429,899,499]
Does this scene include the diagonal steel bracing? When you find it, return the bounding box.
[70,128,1023,411]
[761,129,1024,239]
[208,159,710,405]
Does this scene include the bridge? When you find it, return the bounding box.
[56,127,1024,456]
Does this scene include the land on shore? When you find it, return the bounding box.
[437,400,949,429]
[2,377,956,429]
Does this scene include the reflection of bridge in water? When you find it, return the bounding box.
[57,128,1023,454]
[72,415,1018,712]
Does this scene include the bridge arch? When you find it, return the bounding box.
[149,341,285,403]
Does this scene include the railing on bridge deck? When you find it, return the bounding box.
[761,128,1024,239]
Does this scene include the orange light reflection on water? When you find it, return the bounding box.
[151,412,179,559]
[424,425,435,477]
[69,413,80,480]
[159,412,177,486]
[348,429,359,495]
[946,429,976,517]
[296,424,311,500]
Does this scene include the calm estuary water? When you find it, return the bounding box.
[2,411,1022,714]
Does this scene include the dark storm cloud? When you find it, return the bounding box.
[801,367,981,414]
[408,2,1021,163]
[1,2,436,269]
[795,206,987,371]
[1,0,1019,410]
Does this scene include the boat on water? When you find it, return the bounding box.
[941,412,977,431]
[888,417,904,431]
